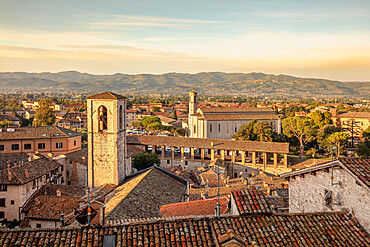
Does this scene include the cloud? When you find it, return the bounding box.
[86,14,233,29]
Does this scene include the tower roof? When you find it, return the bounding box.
[189,90,197,94]
[87,91,126,100]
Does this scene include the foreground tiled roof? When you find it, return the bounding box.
[127,135,289,154]
[0,153,30,167]
[105,167,188,220]
[340,158,370,188]
[232,189,272,215]
[212,213,370,246]
[87,91,126,100]
[1,213,368,246]
[160,196,230,218]
[0,126,81,140]
[0,157,61,184]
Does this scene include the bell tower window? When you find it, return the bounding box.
[98,105,108,132]
[119,105,123,130]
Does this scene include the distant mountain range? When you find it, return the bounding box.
[0,71,368,97]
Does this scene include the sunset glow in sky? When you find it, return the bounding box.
[1,0,369,81]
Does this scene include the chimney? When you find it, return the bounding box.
[25,169,30,179]
[7,164,12,181]
[56,189,62,197]
[48,153,54,158]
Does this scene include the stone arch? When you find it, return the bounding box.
[98,105,108,132]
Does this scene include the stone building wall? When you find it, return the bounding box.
[289,168,370,232]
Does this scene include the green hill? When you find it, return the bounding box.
[0,71,368,97]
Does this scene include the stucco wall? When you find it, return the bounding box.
[289,168,370,232]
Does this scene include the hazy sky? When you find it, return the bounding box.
[1,0,369,81]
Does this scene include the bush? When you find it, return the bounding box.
[132,152,160,171]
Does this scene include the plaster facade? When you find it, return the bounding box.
[288,168,370,232]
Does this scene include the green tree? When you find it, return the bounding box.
[0,120,13,127]
[282,116,317,158]
[174,127,186,137]
[141,116,161,128]
[146,122,163,131]
[356,126,370,157]
[309,111,332,128]
[232,120,257,141]
[327,132,350,157]
[151,106,160,112]
[131,120,142,128]
[172,109,177,120]
[33,99,55,126]
[316,125,341,153]
[253,121,273,142]
[132,152,160,171]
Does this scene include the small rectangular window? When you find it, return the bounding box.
[10,200,14,205]
[74,140,77,146]
[193,125,196,133]
[38,143,45,149]
[56,142,63,148]
[0,145,4,151]
[0,185,7,191]
[218,124,221,132]
[36,224,41,228]
[0,198,5,207]
[12,144,19,150]
[235,127,237,132]
[24,143,32,150]
[0,212,4,218]
[210,124,212,132]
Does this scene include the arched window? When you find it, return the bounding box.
[98,105,108,132]
[119,105,123,130]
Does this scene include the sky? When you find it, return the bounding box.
[0,0,369,81]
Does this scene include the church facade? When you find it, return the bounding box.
[188,90,281,139]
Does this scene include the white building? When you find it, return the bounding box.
[281,158,370,233]
[187,90,281,139]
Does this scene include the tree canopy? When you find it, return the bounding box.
[141,116,161,128]
[309,111,332,128]
[232,120,273,142]
[33,99,55,126]
[132,152,160,171]
[282,116,316,158]
[326,132,350,157]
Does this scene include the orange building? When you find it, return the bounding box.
[0,126,82,156]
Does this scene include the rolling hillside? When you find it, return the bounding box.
[0,71,368,97]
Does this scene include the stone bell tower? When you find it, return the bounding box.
[87,91,130,188]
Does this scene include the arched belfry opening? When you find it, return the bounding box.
[98,105,108,132]
[119,105,123,130]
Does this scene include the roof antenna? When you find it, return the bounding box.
[330,146,341,186]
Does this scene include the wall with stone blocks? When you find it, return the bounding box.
[289,168,370,232]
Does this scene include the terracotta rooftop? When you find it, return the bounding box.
[86,91,126,100]
[1,212,368,246]
[160,196,230,218]
[231,189,272,215]
[0,153,30,167]
[105,166,188,220]
[62,148,88,165]
[22,184,86,214]
[127,135,289,154]
[341,158,370,187]
[338,111,370,119]
[0,114,20,122]
[202,113,279,121]
[0,126,81,140]
[0,157,61,184]
[23,195,80,221]
[199,107,274,114]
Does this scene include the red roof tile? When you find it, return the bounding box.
[340,158,370,187]
[232,189,272,215]
[86,91,126,99]
[160,196,230,218]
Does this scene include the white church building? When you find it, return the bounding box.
[187,90,281,139]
